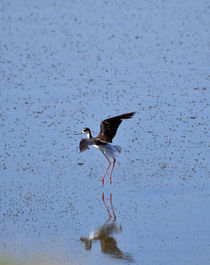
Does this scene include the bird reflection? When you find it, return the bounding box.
[80,192,133,262]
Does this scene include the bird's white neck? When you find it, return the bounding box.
[86,132,91,139]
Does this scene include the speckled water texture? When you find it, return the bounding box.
[0,0,209,264]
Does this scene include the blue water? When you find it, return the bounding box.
[0,0,209,264]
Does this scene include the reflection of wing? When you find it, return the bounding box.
[100,236,122,256]
[99,226,134,262]
[96,112,135,143]
[101,236,134,262]
[79,139,89,152]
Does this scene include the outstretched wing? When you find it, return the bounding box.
[79,139,89,152]
[96,112,135,143]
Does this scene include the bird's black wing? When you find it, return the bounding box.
[79,139,89,152]
[96,112,135,143]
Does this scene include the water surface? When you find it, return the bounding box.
[0,0,209,264]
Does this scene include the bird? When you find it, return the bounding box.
[77,112,135,185]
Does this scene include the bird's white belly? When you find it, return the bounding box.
[93,143,121,157]
[93,144,105,151]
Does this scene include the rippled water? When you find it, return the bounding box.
[0,0,209,264]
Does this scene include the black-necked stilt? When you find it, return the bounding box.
[76,112,136,184]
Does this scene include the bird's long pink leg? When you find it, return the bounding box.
[101,152,111,185]
[109,158,116,184]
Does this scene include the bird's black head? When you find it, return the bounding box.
[82,127,91,134]
[81,127,92,138]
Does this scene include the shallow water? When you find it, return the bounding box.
[0,0,209,264]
